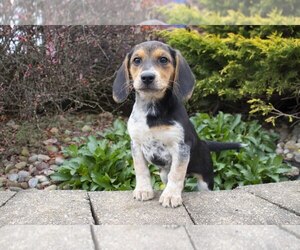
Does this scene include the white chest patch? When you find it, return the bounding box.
[128,105,184,167]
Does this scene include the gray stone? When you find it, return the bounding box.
[286,153,294,160]
[88,191,192,225]
[50,127,59,134]
[20,182,29,189]
[37,154,50,162]
[43,138,58,145]
[44,185,57,191]
[8,173,18,182]
[46,145,58,153]
[284,149,290,154]
[295,153,300,163]
[55,157,64,166]
[28,178,38,188]
[276,148,283,155]
[82,125,92,132]
[0,225,94,250]
[187,225,300,250]
[14,162,27,170]
[0,191,94,225]
[240,181,300,215]
[21,147,30,157]
[49,164,59,170]
[0,177,6,187]
[36,175,49,183]
[36,162,49,171]
[18,170,30,182]
[40,181,51,187]
[0,191,15,206]
[9,187,23,192]
[285,166,300,177]
[28,155,38,163]
[5,163,15,174]
[183,189,300,224]
[93,225,193,250]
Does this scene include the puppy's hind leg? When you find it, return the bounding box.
[159,168,168,185]
[194,174,210,192]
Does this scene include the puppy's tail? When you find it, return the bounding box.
[206,141,247,152]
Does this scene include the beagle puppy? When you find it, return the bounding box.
[113,41,242,208]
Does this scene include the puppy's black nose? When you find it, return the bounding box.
[141,72,155,85]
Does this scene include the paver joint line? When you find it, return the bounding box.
[87,193,99,225]
[90,225,101,250]
[278,225,300,240]
[183,202,196,225]
[0,192,16,209]
[247,190,300,217]
[184,226,197,250]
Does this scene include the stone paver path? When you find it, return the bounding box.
[0,181,299,249]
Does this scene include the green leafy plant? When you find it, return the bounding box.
[52,114,290,191]
[191,112,290,190]
[51,119,162,191]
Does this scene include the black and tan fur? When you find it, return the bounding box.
[113,41,242,208]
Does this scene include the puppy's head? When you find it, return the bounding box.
[113,41,195,103]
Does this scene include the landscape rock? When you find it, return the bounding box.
[36,175,49,183]
[55,157,64,166]
[37,154,50,162]
[9,187,22,192]
[21,147,30,157]
[295,153,300,163]
[20,182,29,189]
[43,138,58,145]
[18,171,30,182]
[5,164,16,174]
[50,127,59,134]
[46,145,58,153]
[286,153,294,160]
[50,165,59,170]
[36,162,49,171]
[285,167,300,177]
[28,178,38,188]
[44,184,57,190]
[82,125,92,132]
[8,173,18,182]
[28,155,38,163]
[15,162,27,170]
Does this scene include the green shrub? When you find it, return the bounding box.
[157,4,300,25]
[51,114,290,191]
[160,29,300,122]
[197,0,300,17]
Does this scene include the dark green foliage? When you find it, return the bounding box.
[197,0,300,17]
[191,113,290,190]
[51,119,163,191]
[51,115,290,191]
[200,25,300,38]
[160,29,300,115]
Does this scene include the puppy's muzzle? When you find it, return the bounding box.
[141,71,156,85]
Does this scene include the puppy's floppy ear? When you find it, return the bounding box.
[173,50,195,101]
[113,54,130,103]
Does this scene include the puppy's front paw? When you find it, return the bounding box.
[159,190,182,208]
[133,189,154,201]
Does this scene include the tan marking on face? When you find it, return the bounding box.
[129,47,176,100]
[130,49,146,80]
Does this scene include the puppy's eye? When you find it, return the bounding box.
[133,57,142,65]
[159,57,169,64]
